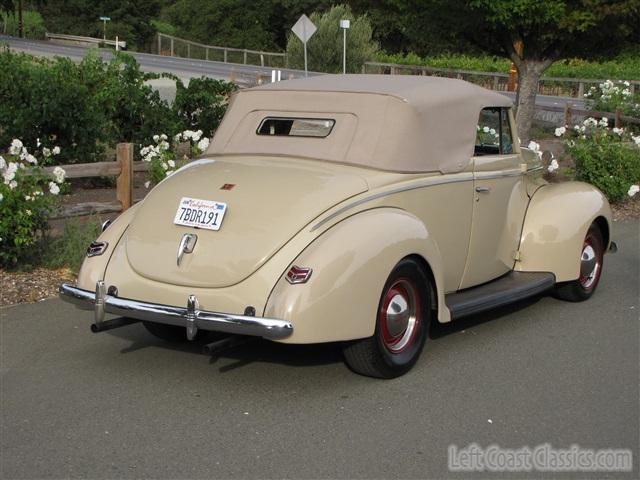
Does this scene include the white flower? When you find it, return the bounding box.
[42,147,52,157]
[623,81,630,87]
[632,136,640,147]
[0,193,3,201]
[547,159,559,173]
[167,159,175,168]
[52,166,66,183]
[153,134,160,142]
[25,154,38,165]
[182,130,193,140]
[165,170,174,177]
[48,181,60,195]
[554,126,566,137]
[24,195,32,201]
[9,180,17,189]
[0,156,5,170]
[25,209,32,216]
[52,146,60,155]
[144,181,150,189]
[161,162,168,170]
[583,117,598,128]
[612,127,624,135]
[160,134,168,141]
[527,141,540,151]
[482,126,490,133]
[36,138,41,147]
[9,139,23,155]
[193,130,203,142]
[628,185,639,197]
[3,162,18,183]
[598,117,608,127]
[197,137,210,152]
[174,133,182,143]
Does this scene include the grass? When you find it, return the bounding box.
[375,52,640,80]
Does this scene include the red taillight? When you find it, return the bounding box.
[286,265,313,284]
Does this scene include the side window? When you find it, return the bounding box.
[475,107,514,155]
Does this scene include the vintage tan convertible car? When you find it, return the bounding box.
[60,75,615,378]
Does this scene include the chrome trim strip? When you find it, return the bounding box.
[474,169,524,180]
[58,283,294,340]
[525,165,544,173]
[311,174,474,231]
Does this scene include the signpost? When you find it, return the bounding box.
[291,14,317,77]
[339,19,350,74]
[99,16,111,41]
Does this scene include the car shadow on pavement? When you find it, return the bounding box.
[104,324,345,372]
[100,293,547,374]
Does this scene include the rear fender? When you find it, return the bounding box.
[516,182,612,282]
[264,208,449,344]
[77,204,140,290]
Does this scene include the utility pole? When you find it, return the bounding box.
[17,0,24,38]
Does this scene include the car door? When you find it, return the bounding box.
[459,107,529,289]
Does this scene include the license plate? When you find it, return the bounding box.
[174,197,227,231]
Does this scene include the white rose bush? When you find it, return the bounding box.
[554,117,640,202]
[140,130,211,187]
[1,139,66,266]
[584,80,639,117]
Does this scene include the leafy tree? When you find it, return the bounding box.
[286,4,378,73]
[428,0,640,141]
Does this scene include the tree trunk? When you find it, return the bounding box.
[514,60,550,143]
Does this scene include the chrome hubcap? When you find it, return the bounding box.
[580,243,600,289]
[380,279,420,353]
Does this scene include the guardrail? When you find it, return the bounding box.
[156,33,287,68]
[363,61,639,98]
[45,32,126,50]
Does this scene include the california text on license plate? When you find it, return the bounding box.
[174,197,227,231]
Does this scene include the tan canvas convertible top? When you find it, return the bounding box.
[207,74,513,173]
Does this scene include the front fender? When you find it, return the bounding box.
[264,208,449,344]
[77,204,141,290]
[516,182,612,282]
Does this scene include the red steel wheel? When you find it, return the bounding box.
[378,279,421,354]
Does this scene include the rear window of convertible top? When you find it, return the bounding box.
[257,117,335,138]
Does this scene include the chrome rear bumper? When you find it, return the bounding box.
[59,281,293,340]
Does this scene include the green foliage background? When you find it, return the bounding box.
[286,4,378,73]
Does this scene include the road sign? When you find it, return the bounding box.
[291,14,316,77]
[291,14,316,43]
[99,16,111,21]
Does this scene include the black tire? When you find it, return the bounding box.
[142,321,199,342]
[554,223,604,302]
[342,258,431,379]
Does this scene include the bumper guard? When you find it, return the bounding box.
[59,281,293,340]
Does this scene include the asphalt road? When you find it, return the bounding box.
[1,220,638,479]
[1,35,585,110]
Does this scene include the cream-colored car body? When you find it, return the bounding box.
[74,75,612,344]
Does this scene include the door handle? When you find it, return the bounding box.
[475,186,491,193]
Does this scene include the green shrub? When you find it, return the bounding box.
[0,49,108,163]
[174,77,237,138]
[584,80,640,116]
[286,4,378,73]
[558,119,640,202]
[1,10,46,39]
[42,217,102,273]
[1,139,67,267]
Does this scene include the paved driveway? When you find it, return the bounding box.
[1,221,638,479]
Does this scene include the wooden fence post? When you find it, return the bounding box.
[615,108,622,129]
[564,103,573,127]
[157,33,161,55]
[116,143,133,211]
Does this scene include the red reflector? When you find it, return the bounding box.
[221,183,235,190]
[286,265,313,284]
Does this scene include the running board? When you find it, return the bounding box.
[445,272,555,320]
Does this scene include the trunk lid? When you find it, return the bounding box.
[125,156,368,288]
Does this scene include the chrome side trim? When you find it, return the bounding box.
[311,174,474,231]
[58,283,294,340]
[526,165,544,173]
